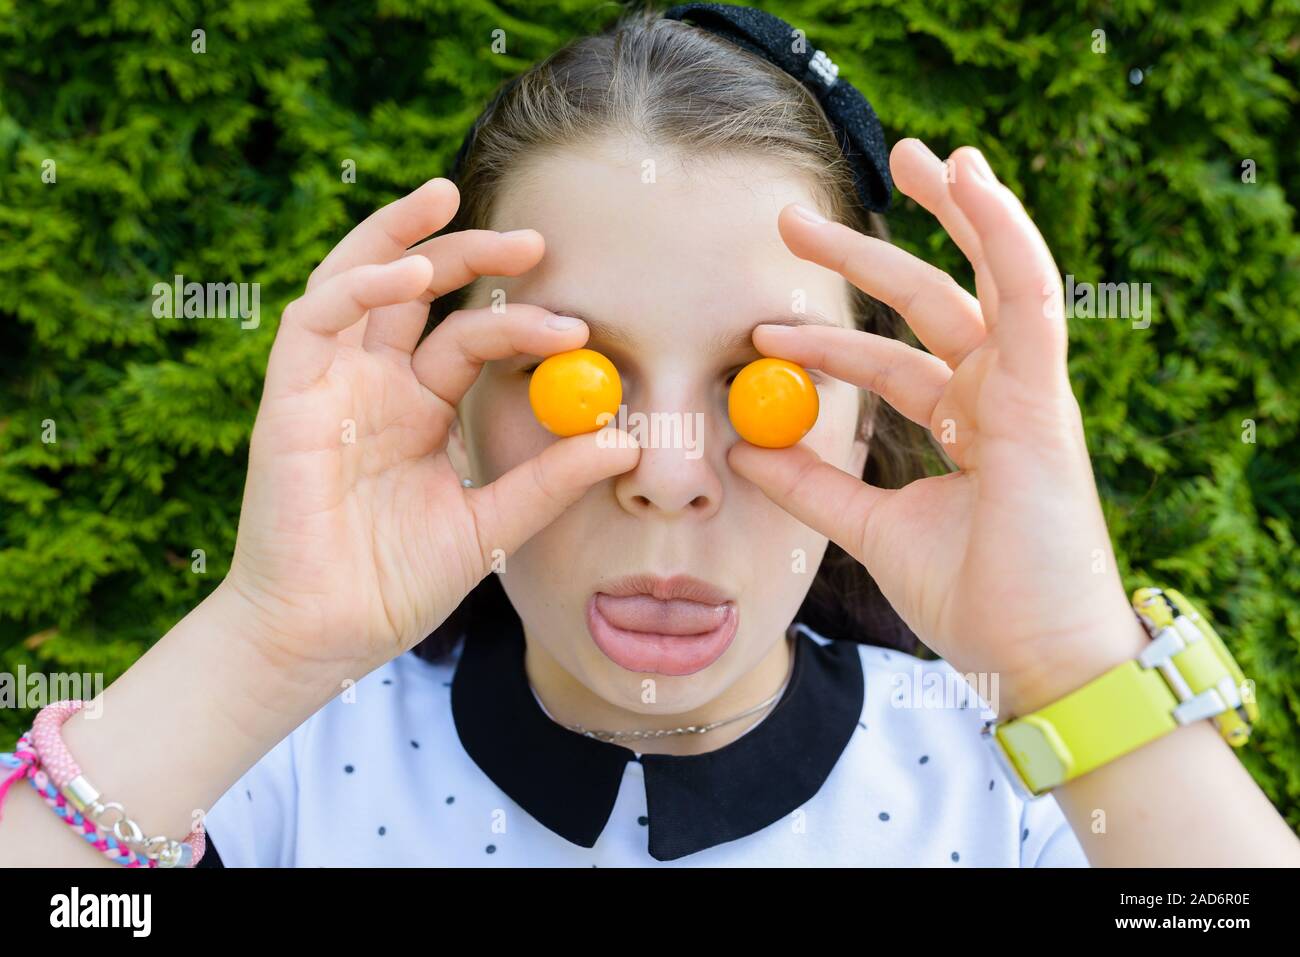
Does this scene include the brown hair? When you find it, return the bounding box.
[413,5,943,662]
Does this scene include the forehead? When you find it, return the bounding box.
[479,141,852,341]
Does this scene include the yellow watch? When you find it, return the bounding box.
[981,587,1259,798]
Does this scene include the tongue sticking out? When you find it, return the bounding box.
[593,593,730,635]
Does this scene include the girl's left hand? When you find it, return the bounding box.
[729,139,1149,717]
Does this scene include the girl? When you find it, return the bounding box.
[2,3,1297,867]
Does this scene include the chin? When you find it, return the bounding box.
[579,650,739,714]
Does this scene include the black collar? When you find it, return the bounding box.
[450,606,864,861]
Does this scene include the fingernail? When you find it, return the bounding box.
[967,149,995,182]
[546,313,582,330]
[791,204,827,224]
[499,229,534,239]
[905,137,940,161]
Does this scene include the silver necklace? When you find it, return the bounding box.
[563,685,787,743]
[530,634,796,743]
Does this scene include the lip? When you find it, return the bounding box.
[586,573,739,676]
[597,573,734,605]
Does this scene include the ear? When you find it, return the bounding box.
[446,412,472,482]
[848,396,873,478]
[849,430,869,478]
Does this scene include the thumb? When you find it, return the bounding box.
[726,441,891,566]
[466,429,640,561]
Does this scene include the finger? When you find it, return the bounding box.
[777,204,985,369]
[727,440,891,566]
[266,256,434,394]
[360,230,546,357]
[890,138,1000,339]
[890,140,984,273]
[308,177,460,290]
[405,228,546,303]
[309,178,456,353]
[753,322,950,429]
[946,147,1067,385]
[359,298,432,358]
[467,428,641,559]
[410,304,590,433]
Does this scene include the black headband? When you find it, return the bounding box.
[661,3,893,213]
[446,2,894,214]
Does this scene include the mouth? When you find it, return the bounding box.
[585,573,739,677]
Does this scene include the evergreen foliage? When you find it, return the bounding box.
[2,1,1297,824]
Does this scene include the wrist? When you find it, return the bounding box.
[53,584,344,842]
[206,577,356,708]
[998,599,1151,717]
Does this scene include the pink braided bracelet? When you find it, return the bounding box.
[0,700,206,867]
[0,734,156,866]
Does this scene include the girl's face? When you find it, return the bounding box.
[453,140,868,715]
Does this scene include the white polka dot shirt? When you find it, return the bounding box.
[201,621,1090,867]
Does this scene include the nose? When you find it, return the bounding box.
[613,376,723,520]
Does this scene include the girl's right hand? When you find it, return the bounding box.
[222,177,639,680]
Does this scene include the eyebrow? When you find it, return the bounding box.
[542,307,845,354]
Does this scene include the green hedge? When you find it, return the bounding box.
[2,1,1297,827]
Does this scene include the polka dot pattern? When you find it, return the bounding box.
[193,636,1090,867]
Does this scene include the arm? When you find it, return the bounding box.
[0,582,343,867]
[728,139,1300,866]
[1,177,634,868]
[1028,612,1300,866]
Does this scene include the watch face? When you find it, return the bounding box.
[980,720,1040,800]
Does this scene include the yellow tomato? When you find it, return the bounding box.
[728,357,819,448]
[528,348,622,436]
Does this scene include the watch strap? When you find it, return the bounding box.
[991,659,1180,795]
[984,587,1257,798]
[1133,588,1258,745]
